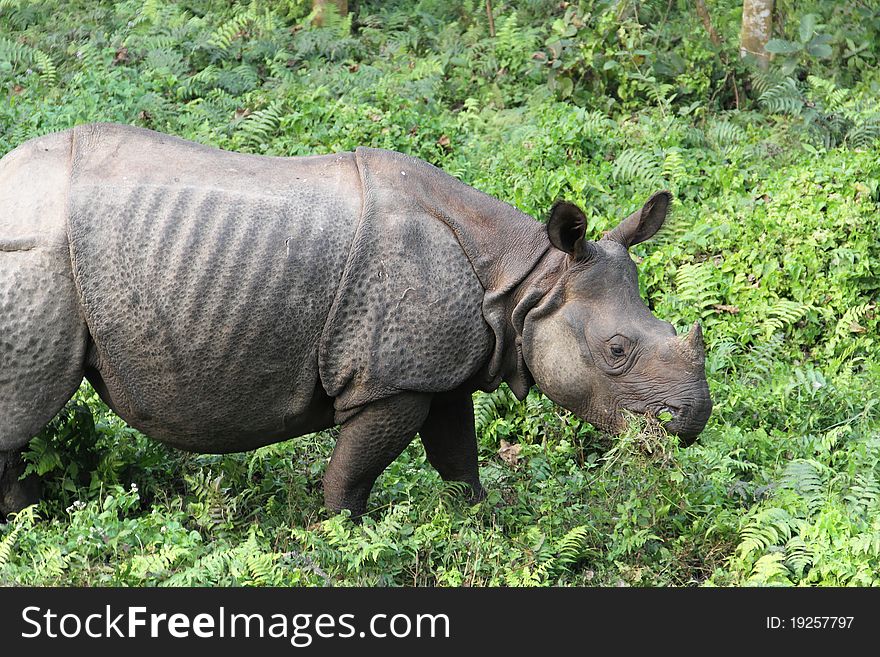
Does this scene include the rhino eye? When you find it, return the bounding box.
[605,335,633,366]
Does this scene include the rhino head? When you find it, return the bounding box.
[522,192,712,444]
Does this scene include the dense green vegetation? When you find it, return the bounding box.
[1,0,879,586]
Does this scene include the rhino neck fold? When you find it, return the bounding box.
[501,248,567,398]
[352,147,553,400]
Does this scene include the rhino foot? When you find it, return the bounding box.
[420,390,486,505]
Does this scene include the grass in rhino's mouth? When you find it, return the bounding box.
[601,413,680,470]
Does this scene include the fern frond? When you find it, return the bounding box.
[0,505,38,570]
[131,544,190,579]
[674,262,718,309]
[738,507,796,558]
[743,334,784,379]
[580,110,615,135]
[844,119,880,149]
[551,525,591,574]
[661,148,686,189]
[784,535,814,577]
[31,48,56,84]
[845,472,880,515]
[779,459,827,514]
[759,77,805,116]
[209,13,251,52]
[760,299,809,338]
[0,35,56,83]
[612,149,664,189]
[706,119,746,159]
[217,63,260,94]
[473,385,518,435]
[826,302,875,356]
[748,552,790,584]
[235,99,285,148]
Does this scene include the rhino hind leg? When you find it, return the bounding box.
[323,392,433,518]
[0,450,41,521]
[419,391,486,504]
[0,246,89,519]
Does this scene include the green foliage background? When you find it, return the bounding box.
[1,0,879,586]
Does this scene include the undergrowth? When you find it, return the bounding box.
[1,0,878,586]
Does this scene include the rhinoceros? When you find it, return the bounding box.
[0,123,711,518]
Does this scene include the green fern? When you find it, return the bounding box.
[209,13,252,52]
[549,525,592,575]
[235,99,285,148]
[674,262,719,312]
[217,63,260,95]
[179,64,219,98]
[784,535,813,577]
[826,302,876,356]
[0,35,55,83]
[473,385,518,435]
[580,110,615,135]
[245,550,279,585]
[743,334,783,380]
[612,149,664,190]
[760,299,810,339]
[845,472,880,515]
[738,506,797,558]
[0,505,38,570]
[72,41,105,72]
[661,148,686,190]
[779,459,827,514]
[759,77,805,115]
[845,120,880,149]
[130,544,191,580]
[748,552,790,584]
[144,48,185,76]
[706,119,746,159]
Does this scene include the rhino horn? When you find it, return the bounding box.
[678,321,705,365]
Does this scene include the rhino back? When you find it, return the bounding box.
[67,124,359,449]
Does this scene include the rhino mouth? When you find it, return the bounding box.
[648,398,712,445]
[605,396,711,445]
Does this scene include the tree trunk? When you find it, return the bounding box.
[740,0,774,69]
[695,0,721,47]
[312,0,348,27]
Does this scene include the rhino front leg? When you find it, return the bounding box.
[324,392,432,518]
[0,449,41,521]
[419,391,486,504]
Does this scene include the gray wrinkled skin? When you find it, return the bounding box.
[0,124,711,519]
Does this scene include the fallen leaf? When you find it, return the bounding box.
[437,134,452,151]
[713,304,740,314]
[849,322,867,334]
[499,439,522,466]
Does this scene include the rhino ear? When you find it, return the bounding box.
[604,191,671,248]
[547,201,595,260]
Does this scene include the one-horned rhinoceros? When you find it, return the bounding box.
[0,123,711,518]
